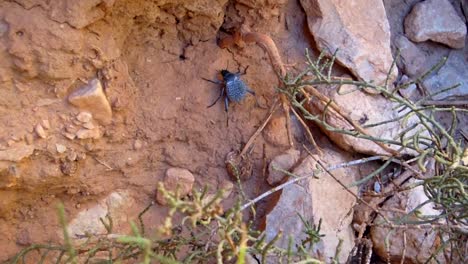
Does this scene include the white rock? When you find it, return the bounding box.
[404,0,467,49]
[56,144,67,154]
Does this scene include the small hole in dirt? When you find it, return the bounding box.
[179,54,187,61]
[16,31,23,36]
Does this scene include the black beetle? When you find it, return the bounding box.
[203,68,255,112]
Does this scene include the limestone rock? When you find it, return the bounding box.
[404,0,467,49]
[264,148,359,262]
[267,149,300,185]
[0,145,35,162]
[263,114,290,147]
[306,83,430,156]
[68,79,112,124]
[157,167,195,205]
[371,180,444,263]
[300,0,397,88]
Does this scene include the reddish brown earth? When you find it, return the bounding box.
[0,0,325,260]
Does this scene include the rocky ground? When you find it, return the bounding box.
[0,0,466,263]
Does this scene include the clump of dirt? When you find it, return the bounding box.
[0,0,317,260]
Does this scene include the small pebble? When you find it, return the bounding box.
[7,140,15,147]
[63,132,76,140]
[56,144,67,153]
[67,150,77,161]
[82,122,95,130]
[84,143,94,151]
[133,139,143,150]
[374,181,382,193]
[59,114,68,121]
[76,112,93,123]
[25,134,34,145]
[77,152,86,161]
[41,119,50,130]
[65,124,77,133]
[35,124,47,139]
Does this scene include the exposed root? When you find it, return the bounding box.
[219,28,294,150]
[290,105,323,156]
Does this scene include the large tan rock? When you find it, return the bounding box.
[306,82,429,156]
[68,78,113,124]
[264,148,359,262]
[66,191,135,239]
[300,0,397,88]
[404,0,467,49]
[371,179,444,263]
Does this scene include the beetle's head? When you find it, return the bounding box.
[220,69,231,78]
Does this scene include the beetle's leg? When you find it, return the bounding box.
[235,65,249,75]
[202,77,222,84]
[207,86,225,108]
[224,96,229,112]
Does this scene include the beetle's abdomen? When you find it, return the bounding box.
[226,78,248,102]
